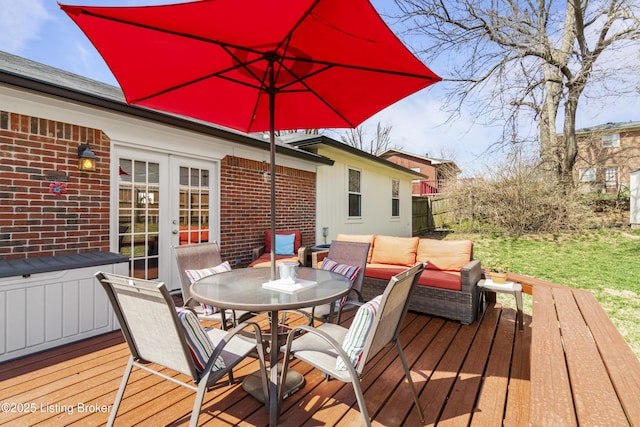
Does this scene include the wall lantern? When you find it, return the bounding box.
[77,144,97,172]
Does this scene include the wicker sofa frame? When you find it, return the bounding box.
[359,259,482,325]
[312,238,483,325]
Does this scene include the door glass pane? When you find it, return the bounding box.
[118,158,160,279]
[179,166,210,245]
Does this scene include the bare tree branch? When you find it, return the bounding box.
[394,0,640,187]
[340,121,398,155]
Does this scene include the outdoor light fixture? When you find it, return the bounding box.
[77,144,97,172]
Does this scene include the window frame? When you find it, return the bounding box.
[347,167,362,218]
[391,178,400,217]
[601,133,620,148]
[605,166,618,188]
[579,167,596,182]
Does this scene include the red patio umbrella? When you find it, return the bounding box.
[60,0,441,281]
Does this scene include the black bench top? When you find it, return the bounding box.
[0,252,128,278]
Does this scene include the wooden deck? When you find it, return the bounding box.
[2,280,639,427]
[0,303,530,426]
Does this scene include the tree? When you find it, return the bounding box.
[394,0,640,188]
[340,121,398,155]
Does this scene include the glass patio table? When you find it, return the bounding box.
[190,266,351,425]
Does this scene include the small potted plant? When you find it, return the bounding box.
[485,259,510,284]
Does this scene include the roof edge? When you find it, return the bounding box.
[0,62,333,166]
[285,135,428,178]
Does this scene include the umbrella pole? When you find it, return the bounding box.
[269,64,277,281]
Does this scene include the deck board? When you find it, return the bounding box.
[531,286,640,427]
[530,286,576,427]
[554,287,628,426]
[0,300,572,426]
[573,289,640,425]
[470,308,516,426]
[504,309,531,427]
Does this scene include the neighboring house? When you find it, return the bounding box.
[573,121,640,192]
[379,149,460,195]
[283,135,427,243]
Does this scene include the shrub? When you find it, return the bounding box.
[444,158,590,233]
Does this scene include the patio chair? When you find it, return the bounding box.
[306,240,370,324]
[279,262,426,426]
[95,271,268,427]
[173,242,252,329]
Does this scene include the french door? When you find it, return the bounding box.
[115,148,218,290]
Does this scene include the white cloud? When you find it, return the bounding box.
[0,0,51,54]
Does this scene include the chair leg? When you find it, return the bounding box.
[107,356,134,427]
[351,378,372,427]
[395,341,425,423]
[189,382,208,427]
[191,364,218,427]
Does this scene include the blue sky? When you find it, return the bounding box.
[1,0,638,174]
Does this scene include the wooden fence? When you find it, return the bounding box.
[412,195,453,235]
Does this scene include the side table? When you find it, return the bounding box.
[478,279,524,330]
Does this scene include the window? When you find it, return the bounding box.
[602,133,620,148]
[348,168,361,217]
[605,167,618,189]
[579,168,596,182]
[391,179,400,217]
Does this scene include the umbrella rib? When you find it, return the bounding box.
[281,55,439,81]
[129,65,266,105]
[73,8,288,61]
[75,9,438,87]
[278,62,358,127]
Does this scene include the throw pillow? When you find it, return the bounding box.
[185,261,232,314]
[175,308,225,373]
[321,257,361,306]
[370,235,419,267]
[275,233,296,255]
[336,295,382,371]
[320,257,361,282]
[417,239,472,271]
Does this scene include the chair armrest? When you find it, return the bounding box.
[297,246,309,266]
[310,250,329,268]
[281,324,360,391]
[336,299,365,324]
[460,259,482,293]
[251,246,265,261]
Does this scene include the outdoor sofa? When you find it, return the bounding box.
[313,234,482,324]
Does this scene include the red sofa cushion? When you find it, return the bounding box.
[365,263,462,291]
[248,253,300,268]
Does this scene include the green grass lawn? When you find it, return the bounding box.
[434,228,640,358]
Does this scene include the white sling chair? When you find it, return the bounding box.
[96,271,268,427]
[279,262,426,426]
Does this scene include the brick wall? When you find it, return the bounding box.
[574,127,640,190]
[220,155,316,266]
[0,111,110,259]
